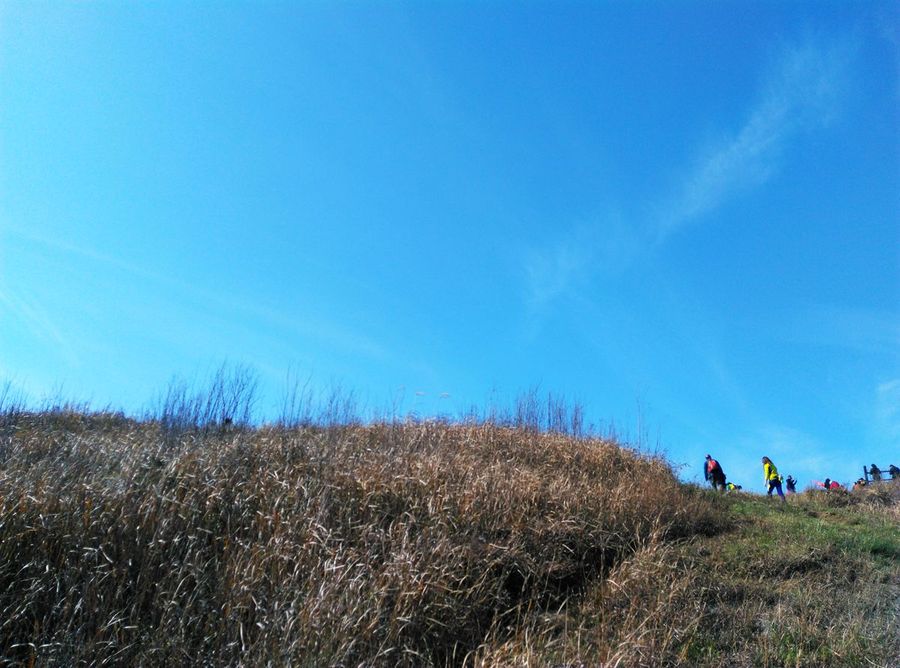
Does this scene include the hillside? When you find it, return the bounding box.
[0,411,897,666]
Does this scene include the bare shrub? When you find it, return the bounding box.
[0,379,26,426]
[150,363,258,440]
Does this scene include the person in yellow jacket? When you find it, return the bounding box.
[761,456,785,501]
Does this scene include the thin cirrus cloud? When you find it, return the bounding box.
[522,36,854,312]
[0,279,79,366]
[655,37,852,243]
[522,216,639,313]
[522,230,593,312]
[1,227,393,368]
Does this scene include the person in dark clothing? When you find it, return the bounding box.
[704,454,727,491]
[869,464,882,482]
[889,464,900,480]
[785,475,796,494]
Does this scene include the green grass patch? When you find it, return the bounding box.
[675,490,900,667]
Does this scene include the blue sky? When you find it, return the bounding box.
[1,1,898,488]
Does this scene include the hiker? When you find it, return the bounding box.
[823,478,832,491]
[725,481,742,491]
[890,464,899,480]
[853,478,867,491]
[761,456,785,501]
[869,464,882,482]
[704,454,727,491]
[785,475,797,494]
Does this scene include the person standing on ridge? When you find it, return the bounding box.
[704,454,727,491]
[761,456,785,502]
[786,475,797,494]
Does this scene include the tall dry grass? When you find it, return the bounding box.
[0,409,724,666]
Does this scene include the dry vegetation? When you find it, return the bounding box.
[0,393,896,666]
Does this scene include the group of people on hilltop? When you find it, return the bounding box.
[705,456,900,498]
[703,454,791,502]
[852,463,900,490]
[866,463,900,482]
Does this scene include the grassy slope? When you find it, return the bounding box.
[678,491,899,666]
[0,413,897,667]
[478,490,899,667]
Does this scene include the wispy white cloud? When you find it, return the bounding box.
[0,279,80,366]
[2,227,393,366]
[522,233,592,312]
[656,36,852,243]
[521,216,640,313]
[521,36,854,314]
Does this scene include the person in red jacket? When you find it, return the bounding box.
[704,454,727,491]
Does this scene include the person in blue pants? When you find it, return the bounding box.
[762,456,785,502]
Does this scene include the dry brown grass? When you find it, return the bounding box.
[0,412,725,666]
[467,488,900,668]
